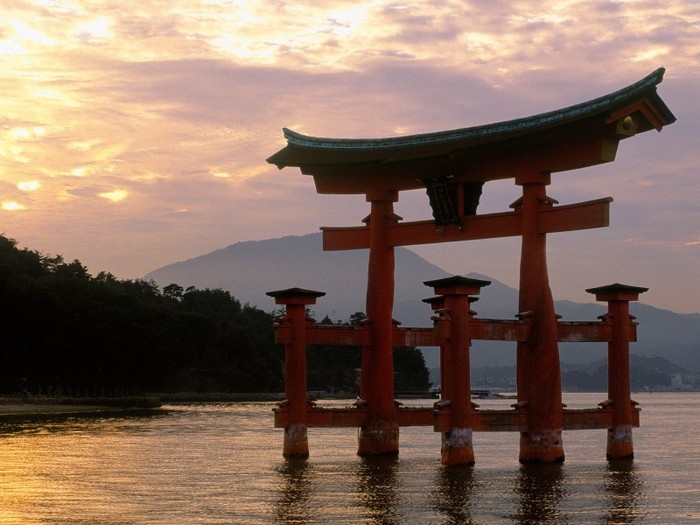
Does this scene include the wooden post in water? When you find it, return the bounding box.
[587,283,647,460]
[266,287,325,458]
[425,276,490,465]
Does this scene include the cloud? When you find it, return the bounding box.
[0,0,698,313]
[2,201,25,211]
[17,180,41,191]
[98,189,128,202]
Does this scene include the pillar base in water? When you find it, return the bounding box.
[441,427,475,466]
[357,419,399,456]
[283,423,309,459]
[606,425,634,460]
[519,429,565,464]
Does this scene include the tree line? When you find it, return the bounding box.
[308,312,430,394]
[0,235,429,396]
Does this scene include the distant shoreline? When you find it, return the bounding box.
[154,392,285,403]
[0,396,162,418]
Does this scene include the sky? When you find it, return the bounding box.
[1,0,698,313]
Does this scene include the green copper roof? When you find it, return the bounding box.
[267,68,675,169]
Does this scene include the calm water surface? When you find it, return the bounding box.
[0,393,698,524]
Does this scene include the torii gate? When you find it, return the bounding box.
[266,68,675,464]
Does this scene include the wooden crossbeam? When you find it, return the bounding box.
[539,197,612,234]
[274,317,635,346]
[322,197,612,250]
[274,406,638,430]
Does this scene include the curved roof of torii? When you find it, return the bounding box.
[267,68,675,194]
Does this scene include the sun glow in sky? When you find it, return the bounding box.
[1,0,699,313]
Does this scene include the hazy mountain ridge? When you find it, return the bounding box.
[434,354,693,392]
[147,233,452,324]
[146,233,700,372]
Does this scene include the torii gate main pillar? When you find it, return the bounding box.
[515,172,565,463]
[358,190,400,455]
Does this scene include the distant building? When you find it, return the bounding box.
[671,374,684,390]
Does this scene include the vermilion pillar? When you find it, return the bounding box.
[587,283,647,460]
[266,287,325,458]
[514,172,565,463]
[358,190,400,455]
[425,276,490,465]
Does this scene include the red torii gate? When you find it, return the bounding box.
[266,68,675,464]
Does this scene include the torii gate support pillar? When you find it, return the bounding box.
[426,276,490,465]
[266,287,326,458]
[587,283,647,460]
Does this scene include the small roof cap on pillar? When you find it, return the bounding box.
[422,296,445,310]
[424,275,491,296]
[586,282,648,301]
[266,287,326,305]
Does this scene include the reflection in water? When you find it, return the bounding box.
[269,456,645,525]
[356,456,401,525]
[603,460,643,524]
[0,396,693,523]
[430,465,477,525]
[274,459,315,524]
[512,463,568,525]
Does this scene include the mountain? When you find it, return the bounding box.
[439,354,693,392]
[146,233,448,324]
[145,233,700,372]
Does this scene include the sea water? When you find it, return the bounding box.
[0,393,697,524]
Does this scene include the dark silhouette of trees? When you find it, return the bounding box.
[0,235,430,396]
[0,235,280,394]
[306,311,430,394]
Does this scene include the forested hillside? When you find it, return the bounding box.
[0,235,280,394]
[0,235,429,396]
